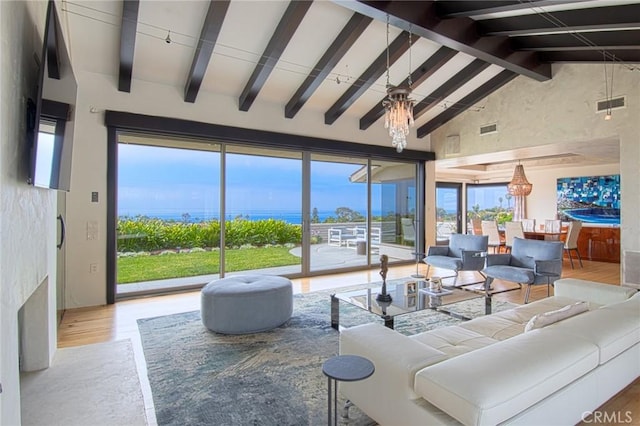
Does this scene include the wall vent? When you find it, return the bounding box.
[480,123,497,135]
[596,96,626,113]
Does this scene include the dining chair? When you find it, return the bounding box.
[564,221,583,268]
[470,218,483,235]
[504,221,525,252]
[544,219,561,233]
[520,218,536,232]
[481,220,505,253]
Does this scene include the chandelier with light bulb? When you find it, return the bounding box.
[382,17,414,153]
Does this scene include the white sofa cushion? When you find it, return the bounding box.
[411,326,498,358]
[339,323,447,401]
[550,296,640,364]
[458,315,523,340]
[554,278,636,306]
[459,296,583,340]
[524,301,588,332]
[414,328,599,426]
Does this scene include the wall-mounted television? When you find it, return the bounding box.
[27,0,76,191]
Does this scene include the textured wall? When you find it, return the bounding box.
[431,63,640,284]
[1,1,57,424]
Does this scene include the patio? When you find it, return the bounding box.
[117,243,413,297]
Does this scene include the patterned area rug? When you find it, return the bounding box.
[138,281,515,426]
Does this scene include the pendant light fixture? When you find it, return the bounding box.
[382,17,414,153]
[507,163,533,196]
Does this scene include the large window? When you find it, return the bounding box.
[466,183,513,227]
[113,134,422,297]
[116,139,221,295]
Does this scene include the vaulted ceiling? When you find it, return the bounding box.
[58,0,637,168]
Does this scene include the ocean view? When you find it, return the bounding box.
[118,209,380,225]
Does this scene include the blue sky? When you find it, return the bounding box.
[117,144,380,218]
[118,144,507,219]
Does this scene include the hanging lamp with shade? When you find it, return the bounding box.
[507,163,533,196]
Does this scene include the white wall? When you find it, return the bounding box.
[64,68,431,308]
[1,1,57,424]
[431,63,640,284]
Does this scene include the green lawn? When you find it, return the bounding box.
[117,247,300,284]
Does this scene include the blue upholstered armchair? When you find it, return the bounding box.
[423,233,489,286]
[483,237,564,303]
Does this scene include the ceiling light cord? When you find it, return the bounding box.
[407,24,413,89]
[603,52,615,120]
[385,14,390,89]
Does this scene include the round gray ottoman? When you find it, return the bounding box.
[201,274,293,334]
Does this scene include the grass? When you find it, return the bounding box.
[117,246,301,284]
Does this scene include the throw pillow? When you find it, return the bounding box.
[524,301,589,332]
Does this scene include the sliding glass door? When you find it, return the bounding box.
[309,155,368,273]
[371,160,417,261]
[224,147,302,275]
[114,133,422,297]
[116,138,221,296]
[436,183,462,242]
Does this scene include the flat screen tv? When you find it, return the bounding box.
[27,0,76,191]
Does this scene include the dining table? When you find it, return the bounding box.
[523,230,567,241]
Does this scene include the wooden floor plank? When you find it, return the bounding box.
[57,259,637,424]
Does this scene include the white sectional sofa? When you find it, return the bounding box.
[339,279,640,425]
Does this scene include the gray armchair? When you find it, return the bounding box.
[483,237,564,303]
[423,233,489,286]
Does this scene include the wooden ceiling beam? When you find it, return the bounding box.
[413,59,490,120]
[478,4,640,36]
[513,30,640,51]
[324,32,420,125]
[118,0,139,93]
[337,0,551,81]
[285,13,372,119]
[417,70,517,138]
[184,1,230,103]
[434,0,586,18]
[238,0,312,112]
[539,50,640,62]
[359,46,457,130]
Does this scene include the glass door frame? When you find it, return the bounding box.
[105,112,432,304]
[436,182,462,238]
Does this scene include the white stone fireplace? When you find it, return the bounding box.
[18,277,55,372]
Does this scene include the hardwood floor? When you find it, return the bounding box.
[58,259,638,425]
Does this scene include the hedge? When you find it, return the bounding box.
[117,217,302,252]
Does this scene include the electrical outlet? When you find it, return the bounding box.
[89,263,98,273]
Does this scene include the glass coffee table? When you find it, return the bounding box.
[331,280,491,330]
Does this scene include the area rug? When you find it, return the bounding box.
[138,282,515,426]
[20,339,146,426]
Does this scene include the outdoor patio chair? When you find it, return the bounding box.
[483,237,564,303]
[328,228,356,247]
[423,233,489,286]
[400,218,415,245]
